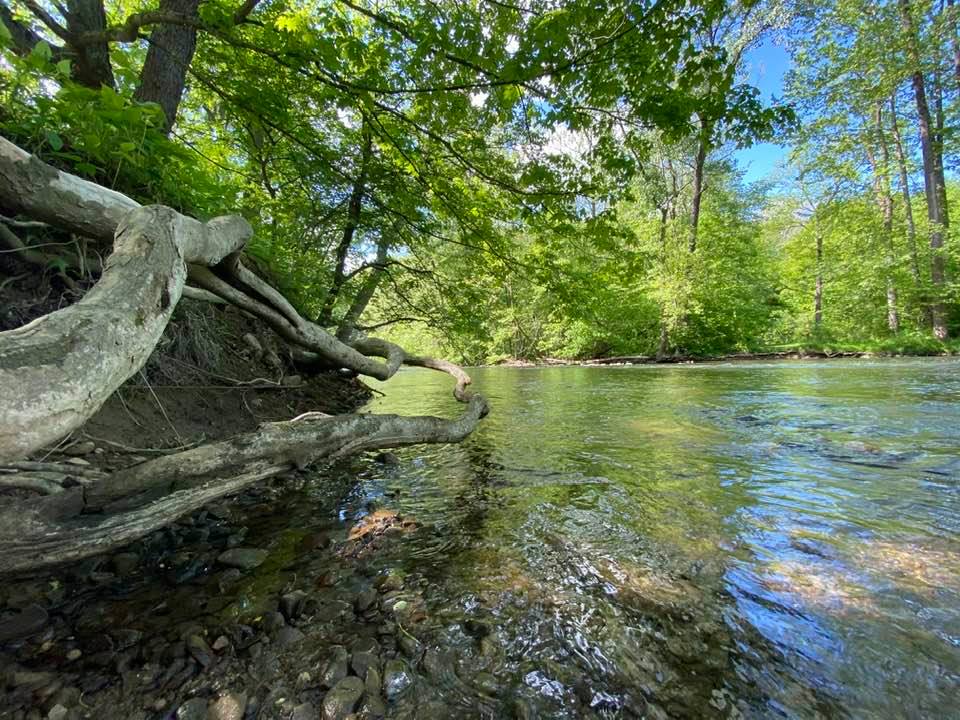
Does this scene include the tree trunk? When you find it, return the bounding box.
[689,118,710,253]
[133,0,202,134]
[337,237,389,341]
[0,201,251,459]
[950,0,960,89]
[900,0,950,339]
[865,105,900,333]
[318,124,373,326]
[889,92,922,284]
[64,0,115,89]
[814,227,823,327]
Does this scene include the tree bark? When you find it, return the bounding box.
[64,0,115,89]
[689,118,710,253]
[337,237,389,341]
[900,0,950,339]
[814,226,823,327]
[318,123,373,326]
[133,0,201,133]
[865,105,900,333]
[0,204,251,459]
[889,92,922,284]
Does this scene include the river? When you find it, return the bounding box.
[5,360,959,720]
[358,359,960,718]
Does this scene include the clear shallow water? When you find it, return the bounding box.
[359,360,960,719]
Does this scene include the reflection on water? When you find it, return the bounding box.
[358,359,960,718]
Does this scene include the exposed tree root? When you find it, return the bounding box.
[0,136,488,575]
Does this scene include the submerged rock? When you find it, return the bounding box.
[279,590,308,622]
[382,658,413,701]
[320,646,349,688]
[207,691,247,720]
[321,676,364,720]
[176,697,208,720]
[0,604,48,642]
[216,548,268,570]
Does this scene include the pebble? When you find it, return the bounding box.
[216,548,268,570]
[274,626,305,648]
[0,604,48,643]
[320,646,349,688]
[207,691,247,720]
[279,590,308,622]
[64,441,96,456]
[290,703,317,720]
[176,697,208,720]
[47,705,68,720]
[382,659,413,701]
[376,572,404,593]
[65,457,91,466]
[355,587,378,613]
[212,635,231,652]
[187,635,214,668]
[350,651,378,678]
[321,676,364,720]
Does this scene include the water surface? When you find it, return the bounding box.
[359,359,960,718]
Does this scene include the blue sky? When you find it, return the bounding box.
[734,39,792,183]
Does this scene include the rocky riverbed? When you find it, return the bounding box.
[0,455,490,720]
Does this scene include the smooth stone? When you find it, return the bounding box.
[64,441,96,456]
[320,646,349,689]
[279,591,308,622]
[355,588,377,613]
[350,651,377,678]
[359,694,387,719]
[212,635,231,652]
[187,635,214,668]
[290,703,317,720]
[65,457,91,466]
[397,631,421,659]
[47,706,68,720]
[176,698,208,720]
[321,676,364,720]
[207,692,247,720]
[275,626,305,648]
[216,548,268,570]
[376,572,404,593]
[0,604,48,643]
[351,637,380,655]
[382,659,413,702]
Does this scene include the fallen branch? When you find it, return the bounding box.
[0,135,488,574]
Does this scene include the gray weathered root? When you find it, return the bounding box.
[0,135,488,575]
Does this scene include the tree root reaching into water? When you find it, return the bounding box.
[0,135,487,575]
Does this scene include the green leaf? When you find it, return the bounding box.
[32,40,53,62]
[45,131,63,152]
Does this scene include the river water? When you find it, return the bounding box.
[357,359,960,718]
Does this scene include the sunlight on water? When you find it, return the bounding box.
[360,359,960,718]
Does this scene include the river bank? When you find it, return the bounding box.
[491,346,960,368]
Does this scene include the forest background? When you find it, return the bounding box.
[1,0,957,364]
